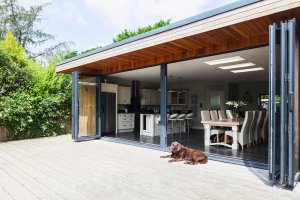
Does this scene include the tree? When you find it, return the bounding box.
[0,0,68,59]
[0,31,30,96]
[59,46,101,60]
[113,19,171,43]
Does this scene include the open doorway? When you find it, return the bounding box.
[103,66,161,145]
[101,46,269,166]
[165,46,269,165]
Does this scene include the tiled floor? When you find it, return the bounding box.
[104,129,268,164]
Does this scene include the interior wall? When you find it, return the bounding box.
[170,81,227,129]
[237,81,268,111]
[170,81,268,129]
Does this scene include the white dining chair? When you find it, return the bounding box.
[218,110,227,119]
[249,111,259,146]
[226,110,233,119]
[201,110,225,143]
[225,111,253,149]
[210,110,219,120]
[261,111,269,142]
[254,111,265,143]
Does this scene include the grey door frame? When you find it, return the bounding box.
[71,71,102,141]
[268,22,279,183]
[269,19,299,188]
[160,64,168,149]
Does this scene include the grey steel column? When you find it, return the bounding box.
[288,19,295,186]
[72,71,79,140]
[160,63,168,148]
[269,23,277,182]
[96,76,102,138]
[280,21,288,186]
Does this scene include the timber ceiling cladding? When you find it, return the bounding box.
[57,1,300,75]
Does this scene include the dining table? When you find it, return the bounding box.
[201,118,244,150]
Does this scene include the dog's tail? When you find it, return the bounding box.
[199,155,208,164]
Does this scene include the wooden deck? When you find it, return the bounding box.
[0,135,299,200]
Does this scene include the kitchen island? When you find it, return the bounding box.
[140,114,160,137]
[140,114,186,137]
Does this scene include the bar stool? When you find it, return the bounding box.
[168,113,178,136]
[185,113,193,133]
[177,114,186,133]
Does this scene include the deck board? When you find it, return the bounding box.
[0,135,299,200]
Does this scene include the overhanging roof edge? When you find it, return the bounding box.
[55,0,261,67]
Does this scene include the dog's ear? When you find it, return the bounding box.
[177,143,182,151]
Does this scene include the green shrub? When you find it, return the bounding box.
[0,32,71,140]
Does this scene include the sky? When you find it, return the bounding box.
[18,0,238,53]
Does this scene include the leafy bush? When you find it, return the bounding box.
[0,32,71,140]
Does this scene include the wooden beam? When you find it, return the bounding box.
[99,34,268,74]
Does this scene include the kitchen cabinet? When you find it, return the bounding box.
[141,89,160,105]
[168,91,187,105]
[118,86,131,105]
[118,113,135,132]
[101,83,118,93]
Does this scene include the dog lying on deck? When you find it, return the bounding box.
[160,141,208,165]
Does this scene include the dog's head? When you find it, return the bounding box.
[169,141,183,153]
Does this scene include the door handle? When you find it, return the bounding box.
[289,92,294,111]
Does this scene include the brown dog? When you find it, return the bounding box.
[160,141,208,165]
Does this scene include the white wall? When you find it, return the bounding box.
[171,81,268,129]
[108,76,268,129]
[170,81,227,129]
[237,81,268,111]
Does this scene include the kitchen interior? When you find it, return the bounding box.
[100,46,270,163]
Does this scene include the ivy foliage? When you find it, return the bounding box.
[0,32,71,140]
[113,19,171,43]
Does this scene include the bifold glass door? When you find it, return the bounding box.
[72,72,101,141]
[269,19,300,187]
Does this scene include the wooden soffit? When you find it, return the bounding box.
[56,0,300,75]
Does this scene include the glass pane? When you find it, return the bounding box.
[209,94,221,110]
[178,92,186,104]
[171,92,178,104]
[78,76,97,137]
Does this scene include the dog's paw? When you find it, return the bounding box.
[184,161,189,164]
[160,156,165,158]
[168,160,173,163]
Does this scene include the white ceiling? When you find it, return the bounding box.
[108,46,269,85]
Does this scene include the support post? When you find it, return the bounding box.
[280,21,288,186]
[71,71,79,140]
[160,63,167,148]
[268,23,277,182]
[288,19,295,186]
[97,76,102,138]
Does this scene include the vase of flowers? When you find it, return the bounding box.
[226,100,247,119]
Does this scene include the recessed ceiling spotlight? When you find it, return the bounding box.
[231,67,264,73]
[218,62,256,70]
[204,56,245,65]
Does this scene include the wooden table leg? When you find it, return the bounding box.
[232,125,239,150]
[204,124,211,146]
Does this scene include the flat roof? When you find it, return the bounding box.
[55,0,261,67]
